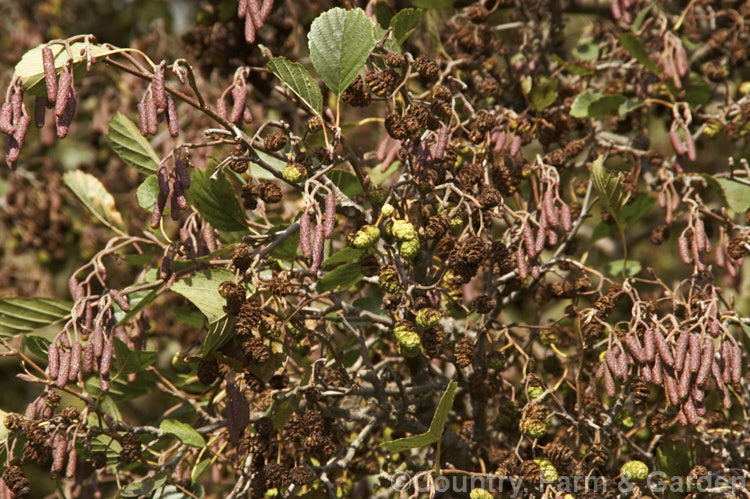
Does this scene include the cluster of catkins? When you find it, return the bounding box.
[137,61,179,138]
[597,323,742,425]
[516,178,572,279]
[237,0,274,44]
[217,72,253,130]
[610,0,639,25]
[677,215,711,271]
[151,150,192,228]
[298,192,336,274]
[49,278,127,392]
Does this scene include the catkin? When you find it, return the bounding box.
[299,212,312,257]
[55,86,76,138]
[11,87,23,123]
[248,0,264,30]
[110,289,130,312]
[730,344,742,384]
[674,44,689,77]
[543,188,558,229]
[678,233,691,264]
[683,397,698,425]
[669,128,686,156]
[157,163,170,195]
[655,330,674,367]
[230,85,247,126]
[170,186,181,221]
[516,245,527,278]
[560,202,572,232]
[641,364,652,382]
[324,192,336,238]
[674,333,689,371]
[721,340,732,384]
[678,360,691,399]
[137,101,148,136]
[48,342,60,379]
[605,349,623,379]
[0,102,13,134]
[175,154,190,189]
[152,63,167,113]
[57,350,70,388]
[602,363,616,397]
[694,218,707,252]
[92,325,104,357]
[69,342,82,381]
[688,334,701,372]
[55,67,72,118]
[663,367,680,405]
[100,335,113,378]
[652,353,663,384]
[625,332,646,363]
[260,0,274,22]
[151,192,167,229]
[65,447,77,478]
[238,0,247,18]
[202,223,216,253]
[165,96,178,137]
[145,97,158,135]
[42,46,58,104]
[83,341,94,373]
[311,223,324,274]
[52,434,67,474]
[523,224,536,258]
[696,342,714,386]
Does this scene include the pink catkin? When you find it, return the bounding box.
[299,212,312,257]
[543,188,558,229]
[238,0,247,18]
[230,85,248,126]
[110,289,130,312]
[678,360,691,399]
[100,335,113,378]
[137,101,148,136]
[152,63,167,113]
[655,330,674,367]
[730,344,742,384]
[523,224,536,258]
[51,434,67,474]
[688,334,701,372]
[69,342,82,381]
[602,364,616,397]
[311,223,324,274]
[42,46,58,104]
[674,333,689,371]
[55,68,72,118]
[145,97,158,135]
[65,447,77,478]
[678,233,691,264]
[83,342,94,373]
[260,0,274,22]
[669,128,686,156]
[0,102,13,134]
[56,350,70,388]
[324,192,336,238]
[696,342,714,386]
[625,332,646,363]
[516,246,527,278]
[48,342,60,379]
[55,86,76,138]
[92,326,104,357]
[652,353,663,384]
[151,192,167,229]
[166,96,179,137]
[663,367,680,405]
[248,0,264,30]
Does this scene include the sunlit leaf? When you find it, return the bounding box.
[317,263,363,293]
[160,419,206,448]
[267,57,323,116]
[107,112,160,174]
[619,33,660,74]
[591,155,628,221]
[171,268,238,323]
[63,170,128,235]
[715,178,750,213]
[0,297,71,337]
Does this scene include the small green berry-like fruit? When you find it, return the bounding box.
[533,458,559,483]
[519,417,547,439]
[381,203,395,217]
[526,385,544,400]
[620,460,649,482]
[415,308,441,329]
[399,238,420,260]
[615,410,635,430]
[282,163,307,183]
[369,187,388,205]
[171,352,191,373]
[349,225,381,249]
[391,219,418,241]
[702,119,723,138]
[469,489,493,499]
[378,267,402,294]
[740,81,750,95]
[393,321,422,357]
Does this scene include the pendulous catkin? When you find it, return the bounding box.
[311,223,324,274]
[83,342,94,373]
[696,342,713,386]
[152,62,167,112]
[260,0,274,22]
[0,102,13,134]
[52,434,67,474]
[655,330,674,367]
[730,344,742,383]
[688,334,701,372]
[675,333,689,371]
[165,95,178,137]
[92,326,104,357]
[248,0,263,30]
[100,334,113,378]
[299,212,312,257]
[57,350,70,388]
[55,67,72,118]
[230,85,247,125]
[65,447,77,478]
[175,154,191,189]
[324,192,336,238]
[110,289,130,312]
[55,86,76,138]
[48,342,60,379]
[42,46,58,104]
[145,97,158,135]
[625,332,646,363]
[603,363,616,397]
[69,342,82,381]
[238,0,247,17]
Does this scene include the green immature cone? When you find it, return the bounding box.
[282,163,307,183]
[415,308,440,329]
[399,238,420,260]
[519,417,547,439]
[470,489,493,499]
[349,225,380,249]
[393,322,422,357]
[378,267,402,294]
[534,458,559,483]
[391,219,418,241]
[620,460,649,482]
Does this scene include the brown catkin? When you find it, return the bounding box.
[603,363,616,397]
[55,67,72,118]
[13,114,30,151]
[165,96,178,137]
[678,233,691,264]
[55,86,76,138]
[48,342,60,379]
[641,364,652,382]
[674,44,689,77]
[248,0,263,29]
[34,97,46,128]
[516,245,527,278]
[689,334,701,372]
[52,434,67,474]
[711,359,731,409]
[83,342,94,373]
[730,344,742,383]
[675,333,689,371]
[644,328,655,361]
[653,353,663,384]
[100,371,110,392]
[151,192,167,228]
[11,88,23,123]
[175,154,190,189]
[683,397,699,425]
[685,133,696,162]
[42,46,58,104]
[625,332,646,363]
[145,96,158,135]
[560,202,572,232]
[721,340,732,383]
[694,218,706,252]
[57,350,70,388]
[137,101,148,136]
[299,212,312,257]
[324,192,336,238]
[202,223,216,253]
[696,342,714,386]
[605,349,624,379]
[669,128,686,156]
[0,102,13,134]
[152,63,167,112]
[663,367,680,405]
[230,85,247,125]
[655,330,674,367]
[65,447,77,478]
[110,289,130,312]
[543,188,558,229]
[311,223,324,274]
[157,163,170,194]
[69,342,82,381]
[100,335,113,377]
[92,326,104,357]
[523,224,536,258]
[170,185,182,220]
[678,359,691,399]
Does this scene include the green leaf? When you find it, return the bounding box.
[190,167,247,232]
[160,419,206,448]
[267,223,300,262]
[620,194,655,225]
[63,170,128,235]
[571,91,631,118]
[327,170,363,197]
[22,335,52,359]
[113,338,158,376]
[552,54,594,76]
[308,8,376,95]
[591,222,618,242]
[715,178,750,213]
[370,160,402,185]
[137,175,160,212]
[0,298,71,337]
[587,94,627,118]
[605,259,641,277]
[317,262,364,293]
[631,3,654,32]
[570,90,601,118]
[324,247,362,266]
[427,380,458,439]
[107,113,160,174]
[120,475,167,497]
[267,57,323,117]
[117,288,158,326]
[14,42,112,96]
[411,0,454,7]
[591,155,628,221]
[390,8,423,48]
[201,315,236,356]
[528,76,559,111]
[684,73,712,107]
[380,381,457,452]
[572,41,599,61]
[171,268,238,323]
[191,459,212,485]
[619,33,660,74]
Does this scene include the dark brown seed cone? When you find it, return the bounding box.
[197,359,219,385]
[119,432,142,465]
[413,55,439,80]
[263,131,287,152]
[542,442,574,468]
[232,244,253,272]
[385,52,406,68]
[471,295,496,313]
[2,464,31,497]
[42,46,57,104]
[256,182,282,203]
[341,75,371,108]
[454,337,475,368]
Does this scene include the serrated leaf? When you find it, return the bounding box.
[201,315,236,357]
[160,419,206,448]
[267,57,323,117]
[317,262,363,293]
[324,247,362,266]
[107,113,160,174]
[137,175,160,212]
[171,268,238,323]
[63,170,127,235]
[14,42,112,96]
[715,178,750,213]
[528,76,559,111]
[190,167,247,232]
[0,298,71,337]
[619,32,660,74]
[308,8,376,95]
[390,8,422,48]
[113,338,158,376]
[380,381,457,452]
[591,155,628,221]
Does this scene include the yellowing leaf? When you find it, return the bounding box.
[63,170,127,235]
